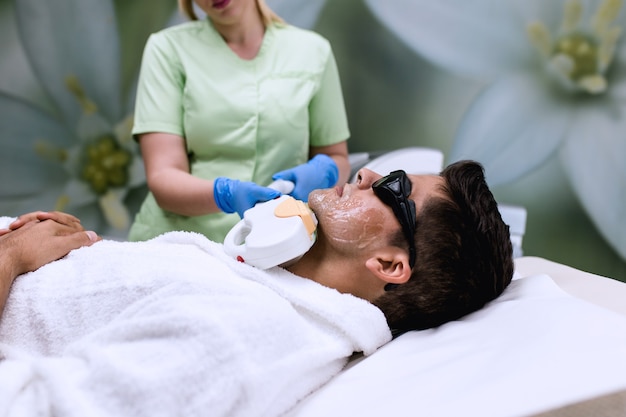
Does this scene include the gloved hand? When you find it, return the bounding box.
[214,177,281,218]
[271,154,338,202]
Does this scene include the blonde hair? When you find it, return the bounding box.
[178,0,284,26]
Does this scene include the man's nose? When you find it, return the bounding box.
[355,168,382,189]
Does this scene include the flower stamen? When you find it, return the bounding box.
[65,75,98,115]
[527,0,623,95]
[560,0,582,34]
[528,22,552,58]
[81,136,132,195]
[113,115,135,146]
[579,74,608,93]
[592,0,622,35]
[599,26,622,71]
[34,140,67,163]
[55,194,70,212]
[99,190,130,231]
[554,33,599,81]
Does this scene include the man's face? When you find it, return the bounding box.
[308,168,446,255]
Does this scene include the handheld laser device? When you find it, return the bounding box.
[223,181,317,269]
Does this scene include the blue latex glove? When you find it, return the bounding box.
[214,177,281,218]
[272,154,339,202]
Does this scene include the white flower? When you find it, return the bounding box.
[0,0,145,237]
[364,0,626,260]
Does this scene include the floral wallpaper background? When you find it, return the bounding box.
[1,0,624,281]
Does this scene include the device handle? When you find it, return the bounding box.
[223,218,251,261]
[268,179,295,194]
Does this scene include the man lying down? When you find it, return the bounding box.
[0,160,513,417]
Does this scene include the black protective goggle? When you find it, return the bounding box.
[372,170,417,269]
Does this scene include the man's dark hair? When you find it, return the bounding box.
[373,160,514,334]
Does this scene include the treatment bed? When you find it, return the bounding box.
[285,148,626,416]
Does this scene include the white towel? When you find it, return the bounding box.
[0,216,14,229]
[0,231,391,417]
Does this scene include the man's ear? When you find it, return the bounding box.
[364,247,412,285]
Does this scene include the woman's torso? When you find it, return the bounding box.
[129,20,349,242]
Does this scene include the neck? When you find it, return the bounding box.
[285,239,339,285]
[285,241,374,300]
[212,3,265,59]
[284,242,325,281]
[215,18,264,44]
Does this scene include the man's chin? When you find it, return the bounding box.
[307,189,327,214]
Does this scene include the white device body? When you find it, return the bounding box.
[223,195,317,269]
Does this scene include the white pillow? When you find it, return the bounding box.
[289,274,626,417]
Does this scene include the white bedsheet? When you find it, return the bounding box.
[0,231,390,417]
[288,274,626,417]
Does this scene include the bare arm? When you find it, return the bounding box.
[0,211,100,315]
[310,140,351,187]
[139,132,222,216]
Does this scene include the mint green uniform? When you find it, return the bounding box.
[129,19,350,242]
